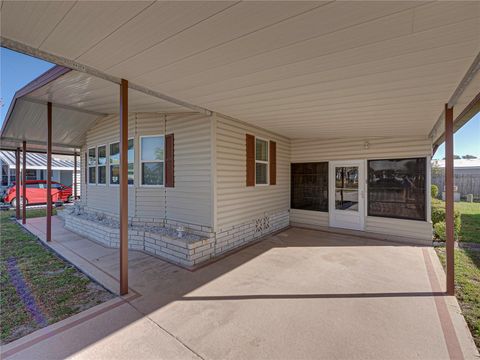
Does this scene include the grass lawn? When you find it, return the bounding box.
[436,248,480,350]
[0,209,115,344]
[432,200,480,243]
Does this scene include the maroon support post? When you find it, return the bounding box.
[22,141,26,224]
[46,102,52,242]
[445,104,455,295]
[15,148,20,219]
[119,79,129,295]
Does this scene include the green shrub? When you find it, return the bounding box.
[431,184,439,199]
[434,221,446,241]
[431,206,445,224]
[432,212,461,241]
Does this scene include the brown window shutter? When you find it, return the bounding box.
[84,152,87,184]
[246,134,255,186]
[165,134,174,187]
[269,141,276,185]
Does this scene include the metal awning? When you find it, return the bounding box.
[0,150,77,170]
[0,65,194,154]
[1,1,479,145]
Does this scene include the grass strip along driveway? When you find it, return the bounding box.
[433,201,480,351]
[436,248,480,350]
[0,210,115,344]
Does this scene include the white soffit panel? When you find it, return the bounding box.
[1,1,479,139]
[27,71,189,114]
[3,98,100,148]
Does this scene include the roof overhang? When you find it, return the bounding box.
[0,65,196,154]
[1,1,479,144]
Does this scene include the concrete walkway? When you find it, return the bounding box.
[1,216,478,359]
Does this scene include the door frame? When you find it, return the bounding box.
[328,160,366,231]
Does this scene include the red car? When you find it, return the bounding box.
[3,180,73,207]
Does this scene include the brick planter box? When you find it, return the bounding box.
[58,208,290,268]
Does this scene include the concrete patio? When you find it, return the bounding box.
[1,215,478,360]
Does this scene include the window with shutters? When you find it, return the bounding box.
[255,138,269,185]
[110,139,134,185]
[140,135,164,186]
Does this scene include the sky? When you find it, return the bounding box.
[1,47,479,160]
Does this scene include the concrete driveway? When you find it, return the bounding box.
[2,218,478,359]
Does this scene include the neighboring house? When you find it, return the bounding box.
[432,159,480,199]
[1,2,478,270]
[0,151,80,194]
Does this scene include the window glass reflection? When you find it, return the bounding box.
[368,158,426,221]
[291,162,328,212]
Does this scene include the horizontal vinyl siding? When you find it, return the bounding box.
[85,114,136,215]
[290,209,328,227]
[216,115,290,230]
[134,113,166,219]
[80,146,87,206]
[365,216,432,241]
[165,113,212,227]
[83,112,212,227]
[291,136,432,162]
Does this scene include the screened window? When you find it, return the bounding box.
[88,148,96,184]
[140,136,164,186]
[368,158,426,221]
[9,169,16,184]
[97,145,107,184]
[291,162,328,212]
[1,164,8,186]
[110,139,134,185]
[255,138,269,185]
[26,169,37,180]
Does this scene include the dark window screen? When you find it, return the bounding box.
[291,162,328,212]
[368,158,426,221]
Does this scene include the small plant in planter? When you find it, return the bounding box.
[176,225,186,238]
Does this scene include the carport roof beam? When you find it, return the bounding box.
[0,36,213,116]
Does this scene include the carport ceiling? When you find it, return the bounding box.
[1,1,479,139]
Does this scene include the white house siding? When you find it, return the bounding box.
[214,114,291,254]
[290,136,433,243]
[165,113,212,229]
[134,113,166,221]
[84,114,136,216]
[82,112,213,230]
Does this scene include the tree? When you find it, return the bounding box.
[462,154,477,159]
[443,155,461,160]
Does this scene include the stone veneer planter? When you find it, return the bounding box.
[57,209,215,268]
[57,207,290,268]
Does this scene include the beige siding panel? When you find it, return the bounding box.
[82,112,212,226]
[366,216,432,241]
[291,136,432,162]
[165,113,212,227]
[216,115,290,229]
[290,209,328,227]
[80,146,87,206]
[135,113,166,219]
[85,114,137,215]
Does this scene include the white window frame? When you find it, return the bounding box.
[139,135,165,187]
[255,136,269,186]
[109,138,135,187]
[88,147,97,185]
[97,144,107,186]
